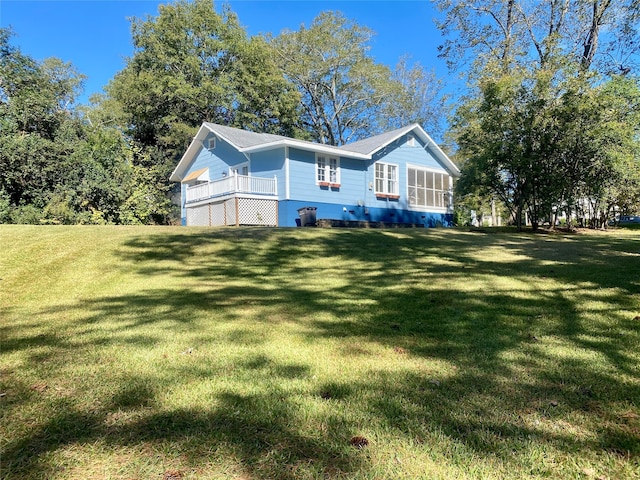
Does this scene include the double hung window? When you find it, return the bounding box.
[374,162,399,197]
[316,156,340,186]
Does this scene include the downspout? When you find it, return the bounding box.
[285,146,290,200]
[241,152,251,173]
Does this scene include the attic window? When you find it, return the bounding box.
[406,134,416,147]
[206,137,216,150]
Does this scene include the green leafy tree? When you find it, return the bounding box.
[272,11,445,145]
[0,29,85,219]
[106,0,301,223]
[436,1,640,229]
[0,28,138,224]
[110,0,300,148]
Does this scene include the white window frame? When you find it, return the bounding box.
[407,166,451,210]
[316,155,340,186]
[374,162,399,197]
[206,137,216,150]
[406,133,416,147]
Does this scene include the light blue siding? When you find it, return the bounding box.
[363,134,449,210]
[278,199,453,228]
[287,148,368,205]
[287,147,316,200]
[179,133,250,221]
[183,133,249,180]
[250,148,285,198]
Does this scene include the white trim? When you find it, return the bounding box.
[241,138,369,160]
[364,124,460,177]
[206,137,216,150]
[285,146,290,200]
[186,192,276,208]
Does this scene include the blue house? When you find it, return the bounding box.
[170,123,460,227]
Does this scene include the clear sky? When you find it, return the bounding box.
[1,0,458,105]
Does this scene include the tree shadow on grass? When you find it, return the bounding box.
[2,228,639,478]
[3,388,363,479]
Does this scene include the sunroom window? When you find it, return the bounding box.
[408,167,450,208]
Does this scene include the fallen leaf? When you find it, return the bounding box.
[620,411,639,419]
[350,436,369,448]
[582,467,595,477]
[550,400,558,407]
[30,383,47,393]
[162,470,183,480]
[320,390,332,400]
[393,346,407,355]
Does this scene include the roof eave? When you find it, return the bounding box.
[241,139,371,160]
[169,124,216,182]
[364,124,418,157]
[416,129,461,177]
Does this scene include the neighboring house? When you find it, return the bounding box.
[170,122,460,227]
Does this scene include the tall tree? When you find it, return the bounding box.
[272,11,445,145]
[435,0,639,76]
[105,0,301,223]
[108,0,300,154]
[0,29,84,214]
[437,0,640,229]
[454,65,640,229]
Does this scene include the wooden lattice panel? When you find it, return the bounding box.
[187,197,277,227]
[225,198,237,226]
[238,198,277,226]
[208,202,226,226]
[186,205,210,226]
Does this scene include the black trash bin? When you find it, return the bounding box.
[297,206,317,226]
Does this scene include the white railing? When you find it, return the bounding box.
[186,174,277,203]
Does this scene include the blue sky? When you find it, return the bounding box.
[1,0,457,105]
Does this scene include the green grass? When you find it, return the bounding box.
[1,225,639,479]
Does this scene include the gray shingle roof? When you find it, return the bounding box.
[204,122,287,149]
[171,122,459,182]
[339,125,416,155]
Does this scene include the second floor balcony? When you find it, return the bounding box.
[186,174,278,204]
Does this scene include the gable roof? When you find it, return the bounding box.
[205,122,287,150]
[170,123,459,182]
[341,124,460,176]
[339,125,414,155]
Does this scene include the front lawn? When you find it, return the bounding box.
[1,225,638,479]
